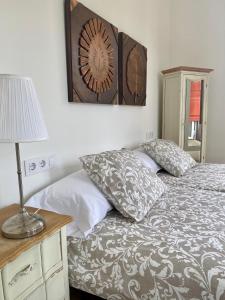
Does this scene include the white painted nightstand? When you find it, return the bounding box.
[0,204,72,300]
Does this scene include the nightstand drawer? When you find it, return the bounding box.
[0,271,3,300]
[0,206,71,300]
[41,231,62,279]
[2,245,43,300]
[25,284,46,300]
[46,267,65,300]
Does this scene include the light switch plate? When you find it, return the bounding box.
[146,130,154,141]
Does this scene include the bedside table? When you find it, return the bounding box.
[0,204,72,300]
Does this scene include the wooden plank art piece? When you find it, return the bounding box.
[119,33,147,106]
[65,0,118,104]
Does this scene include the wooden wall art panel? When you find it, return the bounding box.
[118,33,147,106]
[65,0,118,104]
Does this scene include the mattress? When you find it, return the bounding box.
[159,163,225,192]
[67,185,225,300]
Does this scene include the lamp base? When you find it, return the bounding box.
[1,208,45,239]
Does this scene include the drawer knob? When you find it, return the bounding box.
[9,263,36,287]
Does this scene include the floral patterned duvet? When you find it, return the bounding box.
[159,163,225,193]
[67,185,225,300]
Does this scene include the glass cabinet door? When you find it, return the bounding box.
[184,79,204,162]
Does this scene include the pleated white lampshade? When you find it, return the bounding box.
[0,74,48,143]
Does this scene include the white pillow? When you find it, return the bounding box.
[134,148,161,173]
[26,169,112,237]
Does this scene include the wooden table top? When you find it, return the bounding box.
[0,204,72,269]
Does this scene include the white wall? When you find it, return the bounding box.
[170,0,225,163]
[0,0,171,207]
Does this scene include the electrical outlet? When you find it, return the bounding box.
[24,155,54,176]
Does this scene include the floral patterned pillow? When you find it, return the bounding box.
[80,150,167,222]
[143,139,196,177]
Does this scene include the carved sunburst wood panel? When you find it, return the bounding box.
[79,18,114,94]
[65,1,118,104]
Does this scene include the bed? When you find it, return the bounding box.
[67,184,225,300]
[26,142,225,300]
[158,163,225,192]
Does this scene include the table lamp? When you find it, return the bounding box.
[0,74,48,239]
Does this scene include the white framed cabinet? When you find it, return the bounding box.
[162,66,214,162]
[0,204,72,300]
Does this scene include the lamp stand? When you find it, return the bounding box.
[1,143,46,239]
